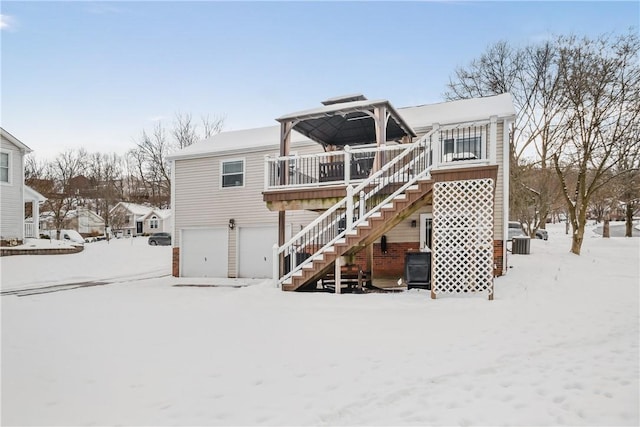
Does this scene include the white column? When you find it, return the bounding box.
[489,115,497,163]
[432,123,440,168]
[334,255,342,294]
[32,200,40,238]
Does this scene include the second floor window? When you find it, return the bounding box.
[0,152,9,183]
[222,159,244,188]
[150,216,158,229]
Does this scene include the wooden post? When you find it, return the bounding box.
[365,243,373,285]
[335,255,342,294]
[373,105,387,172]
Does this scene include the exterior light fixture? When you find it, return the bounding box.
[229,219,235,230]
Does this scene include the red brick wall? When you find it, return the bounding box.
[349,240,505,279]
[172,247,180,277]
[493,239,504,277]
[353,242,421,278]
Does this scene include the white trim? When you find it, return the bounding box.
[503,119,511,275]
[0,150,12,185]
[220,158,246,189]
[419,213,433,252]
[489,115,497,164]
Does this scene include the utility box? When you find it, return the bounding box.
[404,251,431,289]
[512,236,531,255]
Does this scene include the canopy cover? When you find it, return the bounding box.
[277,95,416,148]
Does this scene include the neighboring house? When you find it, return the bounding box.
[40,207,106,236]
[0,128,45,245]
[109,202,171,236]
[170,93,516,299]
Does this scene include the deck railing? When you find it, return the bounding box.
[264,122,492,192]
[265,145,409,191]
[24,221,36,238]
[273,128,439,287]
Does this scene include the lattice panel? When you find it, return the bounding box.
[432,179,494,297]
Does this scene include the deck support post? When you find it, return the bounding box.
[335,255,342,294]
[365,243,373,285]
[278,210,285,279]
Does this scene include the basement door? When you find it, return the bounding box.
[237,226,278,278]
[181,228,228,277]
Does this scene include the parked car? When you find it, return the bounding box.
[42,229,86,244]
[148,232,171,246]
[535,228,548,240]
[508,221,548,240]
[507,221,526,240]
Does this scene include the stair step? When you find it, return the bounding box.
[394,194,407,201]
[381,203,395,210]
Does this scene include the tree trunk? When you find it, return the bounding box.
[571,227,584,255]
[625,204,634,237]
[603,217,610,238]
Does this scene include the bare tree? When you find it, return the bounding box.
[88,152,124,233]
[173,112,225,149]
[553,31,640,253]
[445,39,567,232]
[36,149,88,239]
[201,114,225,140]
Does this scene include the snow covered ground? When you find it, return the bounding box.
[1,224,638,426]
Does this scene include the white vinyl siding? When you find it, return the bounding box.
[173,142,320,249]
[0,138,25,240]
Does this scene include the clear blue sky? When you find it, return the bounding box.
[2,1,638,160]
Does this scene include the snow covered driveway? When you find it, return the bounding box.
[1,225,639,426]
[1,236,171,293]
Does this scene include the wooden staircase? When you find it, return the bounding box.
[282,179,433,291]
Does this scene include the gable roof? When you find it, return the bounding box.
[141,208,172,221]
[1,127,33,153]
[110,202,156,217]
[169,93,516,161]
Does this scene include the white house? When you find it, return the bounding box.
[40,207,106,236]
[169,94,516,298]
[0,128,45,245]
[109,202,172,236]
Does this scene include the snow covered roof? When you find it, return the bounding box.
[399,93,516,131]
[110,202,159,217]
[168,125,314,161]
[0,127,32,153]
[141,208,172,221]
[169,93,516,161]
[24,185,47,203]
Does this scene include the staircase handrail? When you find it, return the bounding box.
[276,129,437,285]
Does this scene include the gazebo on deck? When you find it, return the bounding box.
[274,94,417,247]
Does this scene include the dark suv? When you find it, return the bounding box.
[148,232,171,246]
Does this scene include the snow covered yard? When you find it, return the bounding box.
[1,224,638,426]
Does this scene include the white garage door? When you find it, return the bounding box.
[181,228,228,277]
[238,226,278,278]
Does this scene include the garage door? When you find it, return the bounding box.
[181,228,228,277]
[238,226,277,278]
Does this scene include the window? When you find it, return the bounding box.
[440,125,485,162]
[442,136,481,161]
[221,159,244,188]
[0,152,9,183]
[150,215,158,229]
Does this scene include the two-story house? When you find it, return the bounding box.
[170,93,516,299]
